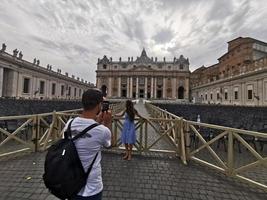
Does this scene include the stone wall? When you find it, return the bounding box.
[154,103,267,131]
[0,98,82,116]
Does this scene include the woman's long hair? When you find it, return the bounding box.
[126,100,135,121]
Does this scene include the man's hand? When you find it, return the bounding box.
[96,112,104,124]
[102,110,112,128]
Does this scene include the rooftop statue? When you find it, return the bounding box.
[13,48,19,57]
[1,43,6,52]
[18,51,23,59]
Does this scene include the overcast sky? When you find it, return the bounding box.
[0,0,266,84]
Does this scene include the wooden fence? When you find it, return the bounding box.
[0,101,266,192]
[145,102,267,192]
[0,102,125,157]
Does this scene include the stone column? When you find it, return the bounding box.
[229,83,233,105]
[0,67,3,97]
[145,77,148,98]
[130,77,133,98]
[136,77,139,99]
[241,82,245,105]
[96,77,100,89]
[151,77,154,98]
[108,77,112,97]
[118,77,121,97]
[185,77,189,100]
[154,77,157,99]
[258,79,263,106]
[163,77,166,98]
[172,78,176,99]
[16,72,22,97]
[127,77,130,98]
[33,76,38,98]
[47,80,50,99]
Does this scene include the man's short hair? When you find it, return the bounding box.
[82,89,103,111]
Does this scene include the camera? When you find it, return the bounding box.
[102,100,110,112]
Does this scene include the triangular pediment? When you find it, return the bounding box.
[129,65,155,71]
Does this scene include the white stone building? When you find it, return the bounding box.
[191,37,267,106]
[0,45,94,99]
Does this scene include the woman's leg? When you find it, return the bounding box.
[123,144,129,159]
[128,144,133,160]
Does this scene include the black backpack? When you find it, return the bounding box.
[43,119,100,200]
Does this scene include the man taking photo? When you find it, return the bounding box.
[66,88,112,200]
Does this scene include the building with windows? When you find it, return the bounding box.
[0,47,94,99]
[191,37,267,106]
[96,49,190,100]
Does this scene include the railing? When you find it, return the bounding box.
[1,101,266,191]
[144,103,187,163]
[111,116,186,162]
[146,102,267,192]
[0,109,82,157]
[0,102,125,157]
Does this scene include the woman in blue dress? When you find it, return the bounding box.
[117,100,140,160]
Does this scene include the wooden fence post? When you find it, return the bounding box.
[139,119,143,154]
[185,121,191,161]
[227,131,234,176]
[113,119,117,147]
[145,120,148,151]
[52,111,58,141]
[32,115,38,152]
[179,119,187,165]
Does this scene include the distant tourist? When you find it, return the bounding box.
[116,100,141,160]
[197,114,201,131]
[197,114,201,123]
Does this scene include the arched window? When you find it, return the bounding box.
[101,85,107,97]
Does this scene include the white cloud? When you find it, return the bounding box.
[0,0,266,83]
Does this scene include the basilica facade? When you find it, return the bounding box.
[96,49,190,100]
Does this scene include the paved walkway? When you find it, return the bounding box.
[0,101,266,199]
[0,152,266,200]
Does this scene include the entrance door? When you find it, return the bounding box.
[122,89,127,98]
[157,90,162,98]
[139,89,144,98]
[178,86,184,99]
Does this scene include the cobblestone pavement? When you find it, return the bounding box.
[0,151,266,200]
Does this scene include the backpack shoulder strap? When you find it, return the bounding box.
[63,118,75,139]
[72,123,100,141]
[85,152,99,178]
